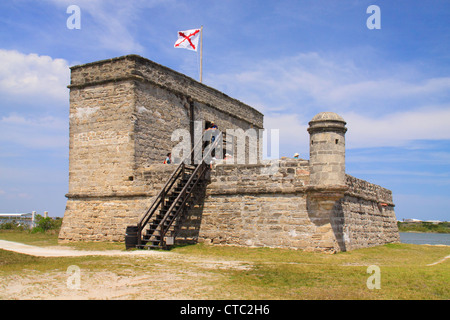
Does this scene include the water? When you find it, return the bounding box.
[399,232,450,246]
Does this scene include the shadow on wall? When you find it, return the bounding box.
[174,179,208,245]
[306,194,347,252]
[330,200,346,252]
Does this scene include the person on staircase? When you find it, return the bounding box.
[164,152,172,164]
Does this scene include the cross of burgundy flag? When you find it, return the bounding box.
[174,28,201,51]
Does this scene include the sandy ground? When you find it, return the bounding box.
[2,240,447,300]
[0,240,251,300]
[0,240,167,257]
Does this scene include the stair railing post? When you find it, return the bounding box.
[137,226,142,246]
[182,162,185,179]
[161,188,165,213]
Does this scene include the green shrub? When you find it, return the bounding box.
[398,221,450,233]
[0,221,27,231]
[0,222,15,230]
[30,226,45,234]
[30,215,62,233]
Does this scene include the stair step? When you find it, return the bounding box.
[154,213,177,221]
[146,224,176,231]
[160,209,181,216]
[149,222,175,230]
[148,222,176,231]
[182,179,199,185]
[133,160,208,251]
[156,210,177,217]
[144,236,161,241]
[145,229,163,235]
[165,197,185,204]
[156,216,177,223]
[161,206,182,212]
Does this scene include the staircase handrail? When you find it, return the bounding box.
[136,132,212,245]
[137,164,183,231]
[158,133,223,244]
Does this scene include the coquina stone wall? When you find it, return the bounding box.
[67,54,263,166]
[198,160,316,249]
[60,55,263,242]
[183,160,400,253]
[60,55,399,252]
[61,159,400,250]
[60,165,173,241]
[341,175,399,251]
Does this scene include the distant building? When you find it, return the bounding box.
[424,220,442,224]
[0,212,34,228]
[403,218,422,223]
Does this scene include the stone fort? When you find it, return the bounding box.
[58,54,399,253]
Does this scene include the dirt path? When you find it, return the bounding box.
[427,254,450,266]
[0,240,252,300]
[0,240,168,257]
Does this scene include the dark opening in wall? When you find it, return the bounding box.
[128,176,134,181]
[335,139,339,144]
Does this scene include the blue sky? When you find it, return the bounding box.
[0,0,449,221]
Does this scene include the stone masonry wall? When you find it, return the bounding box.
[190,161,399,252]
[60,55,399,250]
[341,175,400,251]
[68,81,136,196]
[196,160,325,250]
[60,55,264,242]
[69,55,263,127]
[60,165,176,241]
[61,159,400,249]
[67,54,263,168]
[133,56,264,128]
[133,80,259,167]
[133,81,190,166]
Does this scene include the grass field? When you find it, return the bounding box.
[0,230,448,300]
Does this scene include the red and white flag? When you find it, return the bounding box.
[174,28,201,51]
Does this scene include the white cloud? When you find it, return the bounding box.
[264,113,309,158]
[0,50,69,154]
[0,49,70,104]
[210,52,339,113]
[343,106,450,148]
[209,52,450,150]
[212,52,450,114]
[0,114,68,150]
[45,0,170,54]
[324,77,450,109]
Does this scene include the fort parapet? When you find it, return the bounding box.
[59,55,399,252]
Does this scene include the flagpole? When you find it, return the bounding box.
[199,25,203,83]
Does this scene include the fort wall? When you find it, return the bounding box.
[181,161,399,253]
[59,55,399,252]
[60,165,172,241]
[68,55,263,167]
[342,175,399,251]
[60,55,264,242]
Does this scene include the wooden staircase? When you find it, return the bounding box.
[139,166,201,249]
[127,132,223,249]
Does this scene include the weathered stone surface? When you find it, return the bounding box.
[59,56,399,252]
[195,159,399,253]
[59,55,264,242]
